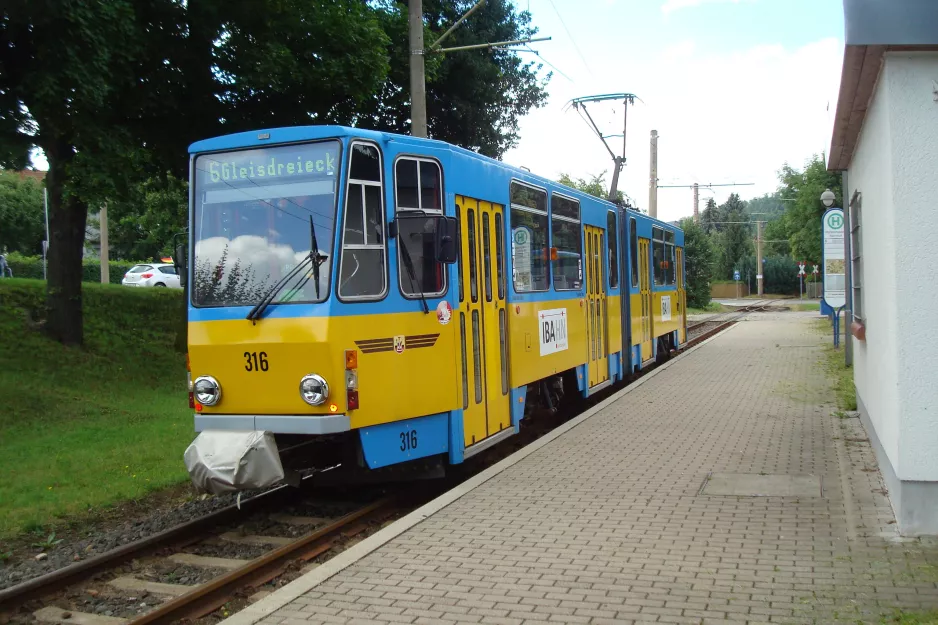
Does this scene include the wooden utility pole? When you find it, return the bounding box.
[409,0,427,138]
[648,130,658,218]
[99,203,109,284]
[408,0,548,139]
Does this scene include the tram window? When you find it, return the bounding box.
[550,194,581,291]
[630,218,638,288]
[350,143,380,182]
[607,211,619,288]
[456,204,464,302]
[510,181,549,292]
[495,213,505,300]
[665,230,675,285]
[339,142,387,300]
[468,209,478,303]
[395,157,446,297]
[652,226,666,286]
[483,213,493,302]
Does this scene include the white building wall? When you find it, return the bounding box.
[847,62,901,470]
[886,52,938,482]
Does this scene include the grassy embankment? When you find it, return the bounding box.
[0,279,192,540]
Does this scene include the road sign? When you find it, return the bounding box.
[822,208,846,309]
[733,270,740,281]
[798,263,806,276]
[812,265,819,275]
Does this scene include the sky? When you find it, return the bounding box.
[501,0,846,223]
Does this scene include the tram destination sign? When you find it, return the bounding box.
[822,208,845,309]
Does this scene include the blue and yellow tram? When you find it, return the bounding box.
[180,126,685,491]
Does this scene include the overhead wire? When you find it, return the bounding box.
[519,45,574,82]
[544,0,594,77]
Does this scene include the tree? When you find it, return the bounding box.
[716,193,753,279]
[106,174,188,261]
[700,198,719,234]
[679,217,714,308]
[358,0,550,159]
[557,172,625,203]
[776,155,842,264]
[0,170,45,255]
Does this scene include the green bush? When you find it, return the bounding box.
[0,278,183,354]
[5,252,147,284]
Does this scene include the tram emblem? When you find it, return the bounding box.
[393,335,406,354]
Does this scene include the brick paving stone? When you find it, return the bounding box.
[249,314,938,625]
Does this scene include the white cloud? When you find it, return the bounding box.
[661,0,752,16]
[504,36,844,224]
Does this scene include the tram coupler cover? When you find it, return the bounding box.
[184,430,285,494]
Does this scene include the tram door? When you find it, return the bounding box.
[584,225,609,388]
[638,238,653,362]
[676,247,686,344]
[457,196,510,448]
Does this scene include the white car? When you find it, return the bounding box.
[122,263,182,288]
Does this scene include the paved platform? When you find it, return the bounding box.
[226,313,938,625]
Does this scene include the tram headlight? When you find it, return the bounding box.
[193,376,222,406]
[299,374,329,406]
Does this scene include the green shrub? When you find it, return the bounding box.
[0,278,183,355]
[5,252,147,284]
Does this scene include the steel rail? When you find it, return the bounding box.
[0,483,308,610]
[128,498,397,625]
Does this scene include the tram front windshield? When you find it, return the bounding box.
[192,141,340,307]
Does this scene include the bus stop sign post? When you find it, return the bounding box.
[822,208,846,348]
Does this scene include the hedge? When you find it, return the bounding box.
[4,252,151,285]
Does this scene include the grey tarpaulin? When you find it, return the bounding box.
[184,431,285,494]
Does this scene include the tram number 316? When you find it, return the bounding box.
[400,430,418,452]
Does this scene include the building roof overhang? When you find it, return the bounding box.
[827,0,938,171]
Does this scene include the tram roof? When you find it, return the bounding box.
[188,125,681,232]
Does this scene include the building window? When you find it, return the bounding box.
[630,217,638,288]
[394,157,445,297]
[550,193,581,290]
[510,181,549,292]
[607,210,619,288]
[652,226,666,285]
[338,142,386,299]
[850,192,862,322]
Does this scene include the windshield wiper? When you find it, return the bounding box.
[398,225,430,315]
[246,216,326,323]
[246,255,313,323]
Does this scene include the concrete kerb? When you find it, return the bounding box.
[218,323,741,625]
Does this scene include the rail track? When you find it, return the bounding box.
[1,299,786,625]
[0,487,408,625]
[686,298,786,343]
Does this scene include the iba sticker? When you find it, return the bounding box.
[661,296,672,322]
[436,300,452,325]
[538,308,569,356]
[393,335,405,354]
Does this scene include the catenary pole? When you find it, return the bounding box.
[409,0,427,138]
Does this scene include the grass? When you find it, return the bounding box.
[880,610,938,624]
[789,301,821,312]
[687,301,727,315]
[0,279,193,540]
[813,318,857,411]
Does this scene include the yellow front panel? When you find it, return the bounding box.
[189,312,458,430]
